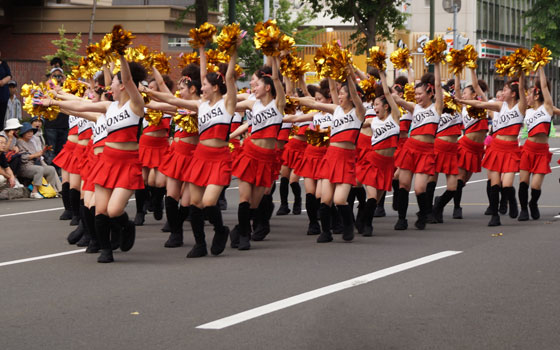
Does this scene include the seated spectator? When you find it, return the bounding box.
[30,116,46,152]
[4,80,22,124]
[0,134,16,188]
[16,122,61,198]
[0,118,22,152]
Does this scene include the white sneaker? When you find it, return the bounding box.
[30,192,43,199]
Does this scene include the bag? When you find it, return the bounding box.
[6,151,23,174]
[37,177,57,198]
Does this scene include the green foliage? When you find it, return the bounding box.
[524,0,560,57]
[42,25,82,75]
[222,0,321,78]
[306,0,409,53]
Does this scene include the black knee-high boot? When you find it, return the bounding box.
[425,182,436,221]
[432,190,456,223]
[374,192,386,217]
[337,204,355,242]
[488,185,501,226]
[317,203,333,243]
[237,201,252,250]
[391,179,399,211]
[362,198,377,237]
[347,187,356,214]
[85,206,99,253]
[205,205,229,255]
[111,212,135,252]
[59,182,72,220]
[67,199,85,244]
[290,182,302,215]
[187,206,207,258]
[354,187,366,232]
[503,186,518,218]
[134,188,148,225]
[76,203,92,247]
[253,195,272,241]
[529,188,541,220]
[69,188,81,225]
[151,186,166,221]
[164,197,183,247]
[484,180,493,215]
[218,185,228,210]
[499,186,508,215]
[95,214,113,263]
[277,177,290,215]
[518,182,529,221]
[453,180,465,219]
[305,193,321,235]
[331,204,344,234]
[395,188,409,230]
[415,193,428,230]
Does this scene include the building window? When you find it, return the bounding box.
[424,0,430,7]
[168,37,191,49]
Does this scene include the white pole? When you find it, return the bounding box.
[263,0,270,64]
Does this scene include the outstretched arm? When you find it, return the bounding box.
[229,122,248,139]
[294,96,337,114]
[456,98,502,112]
[142,87,200,111]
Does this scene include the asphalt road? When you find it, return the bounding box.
[1,140,560,350]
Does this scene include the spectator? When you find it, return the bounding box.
[30,116,46,151]
[0,118,22,152]
[4,80,22,124]
[0,134,17,188]
[0,50,12,131]
[16,122,61,198]
[43,67,69,169]
[50,57,63,70]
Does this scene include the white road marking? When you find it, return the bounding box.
[196,250,463,330]
[0,248,86,267]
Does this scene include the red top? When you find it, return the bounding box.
[410,103,439,137]
[105,101,142,143]
[330,106,362,144]
[493,102,523,136]
[143,114,171,133]
[250,99,283,139]
[198,99,232,142]
[436,112,463,137]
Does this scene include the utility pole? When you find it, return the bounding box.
[228,0,236,24]
[88,0,97,45]
[429,0,435,72]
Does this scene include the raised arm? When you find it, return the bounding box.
[272,56,286,113]
[298,76,310,97]
[392,93,415,114]
[553,106,560,116]
[152,67,173,95]
[103,64,112,88]
[538,67,553,115]
[224,41,239,116]
[380,71,400,122]
[328,78,339,105]
[518,73,527,115]
[119,55,145,116]
[470,68,487,101]
[346,66,366,121]
[434,61,444,115]
[199,46,207,82]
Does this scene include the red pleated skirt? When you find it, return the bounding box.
[482,138,520,173]
[159,141,197,182]
[53,140,77,171]
[457,136,485,173]
[229,138,242,163]
[360,151,395,191]
[233,140,278,188]
[394,138,436,175]
[138,134,170,169]
[79,141,94,179]
[82,150,101,192]
[282,138,307,170]
[393,137,408,162]
[520,140,551,174]
[185,143,232,187]
[318,146,357,185]
[434,138,459,175]
[92,146,144,190]
[295,145,328,180]
[65,143,87,175]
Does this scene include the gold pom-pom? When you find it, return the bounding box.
[494,56,510,76]
[141,92,150,104]
[148,51,171,74]
[463,44,478,69]
[173,111,198,133]
[284,96,299,115]
[22,81,60,121]
[177,52,200,69]
[111,25,135,55]
[390,47,412,71]
[253,20,282,56]
[367,46,387,71]
[467,105,487,119]
[443,91,462,114]
[144,109,163,126]
[189,22,217,49]
[423,37,447,63]
[124,45,150,63]
[445,48,468,75]
[404,83,415,102]
[525,44,552,72]
[216,23,242,55]
[62,77,87,97]
[313,40,353,82]
[278,34,295,52]
[280,53,310,82]
[507,48,529,76]
[359,76,378,103]
[305,126,330,147]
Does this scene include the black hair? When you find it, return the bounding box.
[96,73,106,87]
[393,76,408,95]
[307,84,319,98]
[116,61,148,87]
[367,67,380,80]
[255,65,276,98]
[505,78,520,101]
[416,72,435,95]
[374,84,391,114]
[148,75,174,91]
[465,79,488,96]
[206,63,228,95]
[340,81,365,104]
[50,57,63,67]
[534,78,549,103]
[181,63,202,95]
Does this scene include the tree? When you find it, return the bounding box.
[524,0,560,57]
[43,25,82,75]
[222,0,321,76]
[306,0,409,54]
